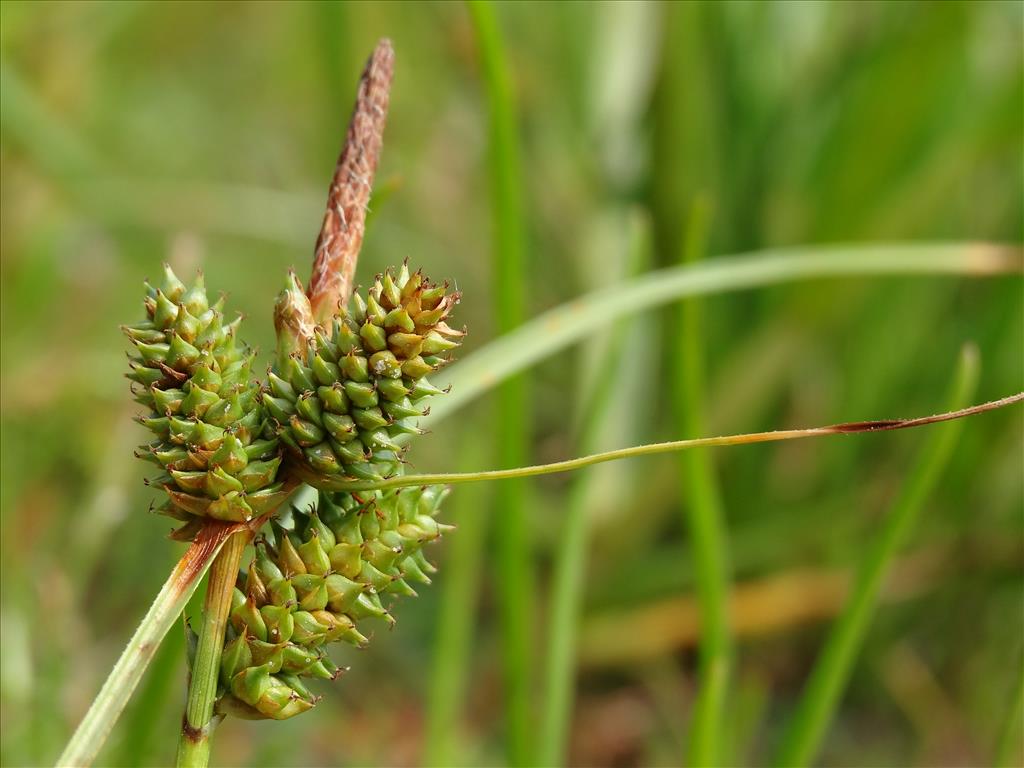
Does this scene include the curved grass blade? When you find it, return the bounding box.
[429,243,1020,428]
[56,523,237,768]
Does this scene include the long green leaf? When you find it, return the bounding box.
[995,659,1024,768]
[429,243,1019,428]
[56,525,235,767]
[466,2,534,765]
[423,436,489,767]
[539,214,651,765]
[773,345,981,767]
[674,200,731,766]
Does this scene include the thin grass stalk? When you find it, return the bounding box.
[673,200,731,766]
[175,531,248,768]
[539,215,651,765]
[302,391,1022,493]
[466,2,534,764]
[429,243,1020,427]
[773,345,981,768]
[423,435,489,767]
[994,655,1024,768]
[55,525,237,767]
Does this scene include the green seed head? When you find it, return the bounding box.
[268,265,463,486]
[123,265,284,536]
[217,485,449,720]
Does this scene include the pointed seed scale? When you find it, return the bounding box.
[173,303,202,342]
[181,273,209,315]
[365,294,386,325]
[264,395,296,423]
[381,397,422,419]
[311,355,341,387]
[383,307,415,332]
[422,330,459,355]
[322,412,356,442]
[349,291,367,324]
[359,322,388,353]
[284,357,316,393]
[268,371,297,401]
[151,291,179,328]
[351,407,388,431]
[317,384,349,414]
[343,381,378,408]
[289,416,324,447]
[380,270,402,308]
[401,356,433,379]
[295,393,324,425]
[340,353,369,383]
[190,364,222,392]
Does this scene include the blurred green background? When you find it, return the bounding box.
[1,2,1022,766]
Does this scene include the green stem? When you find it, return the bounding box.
[428,242,1020,428]
[539,213,651,766]
[423,437,489,767]
[56,526,234,767]
[995,658,1024,768]
[466,2,533,764]
[773,345,981,767]
[673,200,731,766]
[176,531,248,768]
[304,391,1023,493]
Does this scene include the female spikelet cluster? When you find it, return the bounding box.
[218,486,451,719]
[123,266,287,535]
[266,263,463,484]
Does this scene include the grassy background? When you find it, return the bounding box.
[2,1,1022,766]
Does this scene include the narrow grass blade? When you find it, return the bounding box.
[466,2,534,764]
[539,214,651,766]
[429,243,1020,428]
[994,657,1024,768]
[673,200,731,766]
[115,624,184,766]
[773,345,981,768]
[56,524,237,768]
[423,435,489,768]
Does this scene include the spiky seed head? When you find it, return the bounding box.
[217,485,449,719]
[268,265,463,486]
[123,265,285,536]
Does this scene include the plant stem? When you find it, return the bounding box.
[539,213,650,766]
[175,531,248,768]
[304,391,1023,493]
[56,524,236,768]
[995,658,1024,768]
[428,242,1020,427]
[423,436,489,767]
[466,2,533,764]
[773,345,980,768]
[673,199,731,766]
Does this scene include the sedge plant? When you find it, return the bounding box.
[54,38,1024,768]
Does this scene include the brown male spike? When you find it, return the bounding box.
[308,38,395,325]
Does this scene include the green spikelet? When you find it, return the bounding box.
[217,485,451,720]
[123,265,287,532]
[268,264,463,485]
